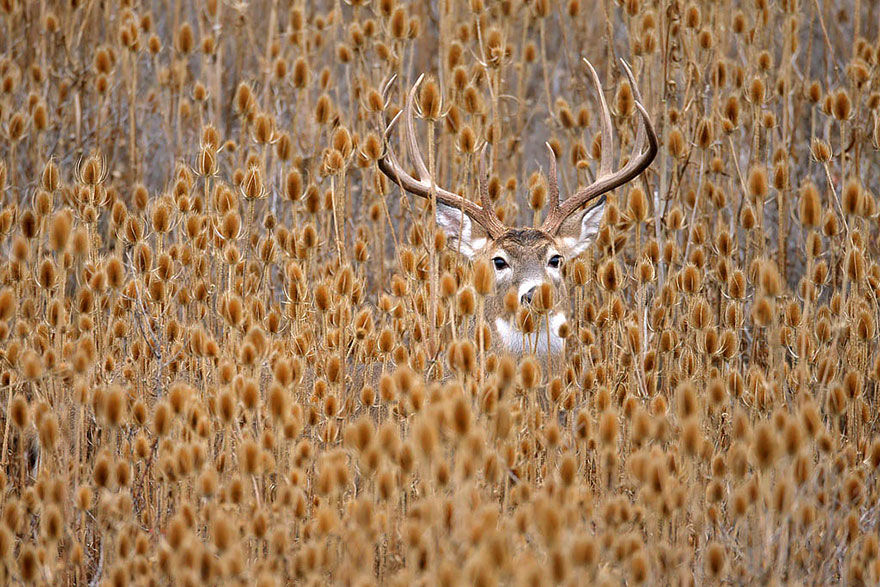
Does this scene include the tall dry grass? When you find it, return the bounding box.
[0,0,878,584]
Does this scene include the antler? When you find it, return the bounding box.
[541,59,659,235]
[378,75,506,239]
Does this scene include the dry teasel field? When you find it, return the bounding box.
[1,0,880,584]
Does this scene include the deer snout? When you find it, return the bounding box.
[520,286,537,305]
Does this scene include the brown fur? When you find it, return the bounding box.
[476,228,572,354]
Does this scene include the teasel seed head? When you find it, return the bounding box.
[810,138,832,162]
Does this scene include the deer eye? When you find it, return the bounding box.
[548,255,562,269]
[492,257,509,270]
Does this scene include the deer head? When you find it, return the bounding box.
[379,59,658,355]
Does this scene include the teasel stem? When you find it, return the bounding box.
[538,17,553,117]
[129,50,138,181]
[330,175,344,262]
[427,118,438,363]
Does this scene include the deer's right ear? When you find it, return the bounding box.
[436,203,490,259]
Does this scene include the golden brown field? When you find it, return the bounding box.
[1,0,880,584]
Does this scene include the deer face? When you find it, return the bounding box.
[379,58,658,355]
[436,198,606,354]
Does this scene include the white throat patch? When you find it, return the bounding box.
[494,312,568,355]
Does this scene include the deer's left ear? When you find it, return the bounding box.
[557,196,606,257]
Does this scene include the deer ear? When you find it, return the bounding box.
[558,196,606,257]
[436,203,489,259]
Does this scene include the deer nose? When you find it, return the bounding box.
[521,286,537,305]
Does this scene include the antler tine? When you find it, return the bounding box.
[545,142,560,210]
[380,74,402,145]
[377,77,506,239]
[614,59,658,183]
[583,58,614,179]
[540,60,659,235]
[618,59,658,167]
[380,74,398,109]
[403,74,431,182]
[619,59,647,161]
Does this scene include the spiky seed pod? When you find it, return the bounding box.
[821,208,839,237]
[242,166,266,200]
[599,260,622,292]
[557,100,575,129]
[626,187,649,222]
[104,387,126,428]
[457,125,477,154]
[696,118,713,149]
[598,410,619,449]
[195,144,217,177]
[473,259,494,296]
[457,286,476,316]
[417,77,441,120]
[758,260,782,297]
[615,81,634,117]
[36,258,56,290]
[233,83,256,117]
[705,542,727,578]
[0,289,14,327]
[519,357,541,389]
[832,88,852,121]
[39,160,60,193]
[856,309,875,341]
[17,544,39,582]
[751,296,774,327]
[10,395,28,429]
[842,178,862,216]
[747,166,768,202]
[332,127,353,158]
[527,174,547,212]
[667,126,686,159]
[362,132,383,161]
[752,421,778,470]
[846,249,866,282]
[810,138,832,162]
[799,182,821,227]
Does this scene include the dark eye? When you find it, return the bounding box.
[492,257,508,270]
[548,255,562,268]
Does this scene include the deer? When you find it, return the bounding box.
[378,59,658,356]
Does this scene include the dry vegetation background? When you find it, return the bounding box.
[1,0,880,584]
